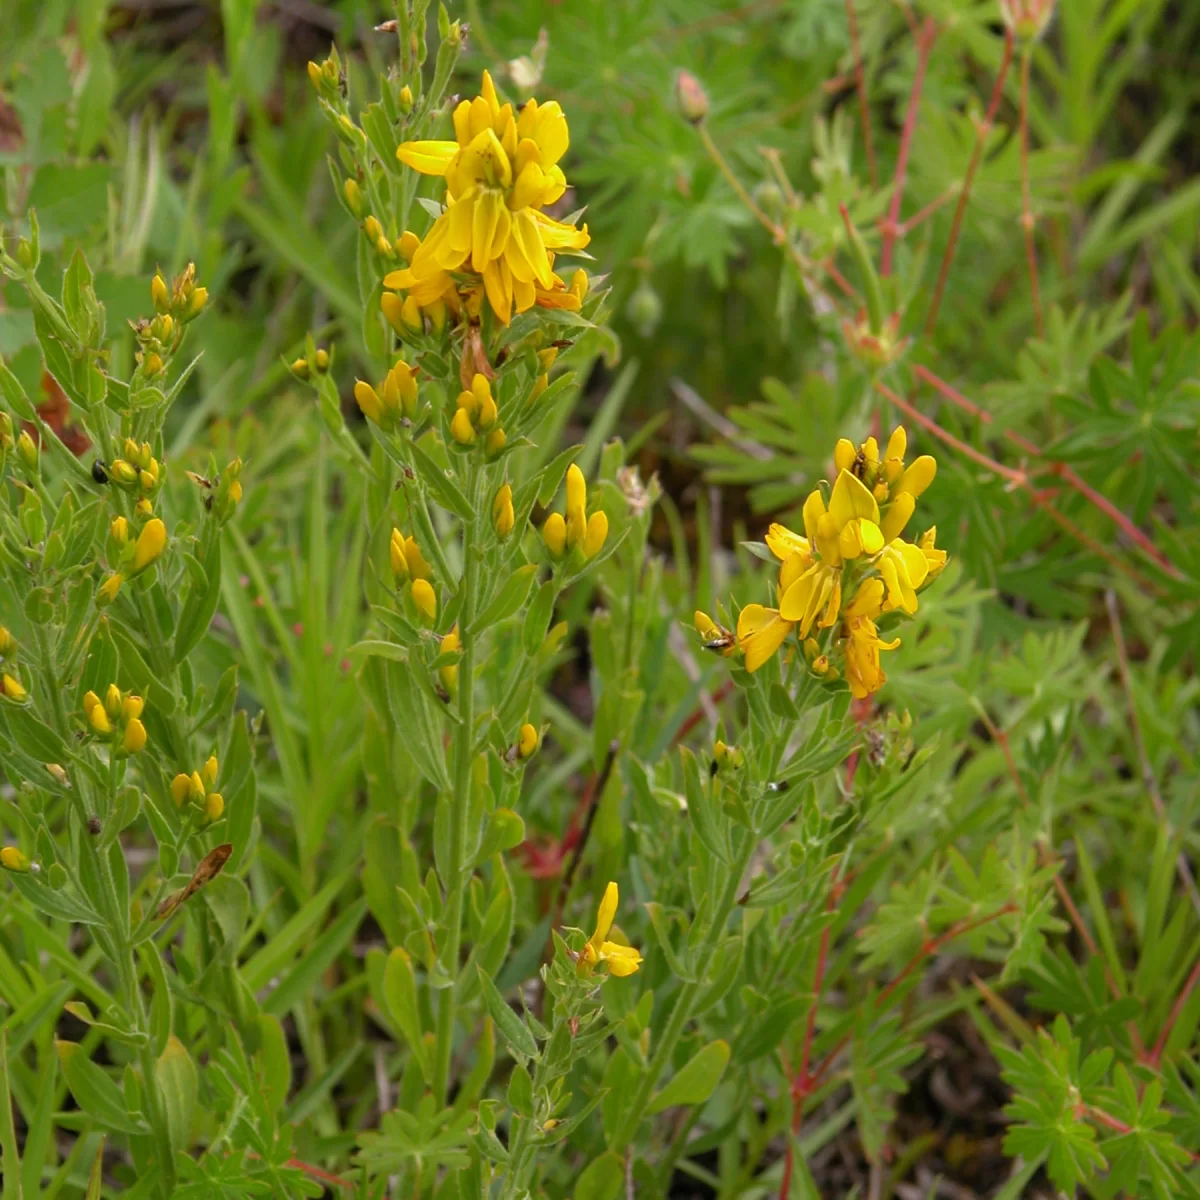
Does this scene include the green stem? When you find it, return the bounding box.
[431,493,480,1103]
[611,832,756,1152]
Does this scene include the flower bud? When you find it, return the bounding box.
[132,518,167,572]
[204,792,225,822]
[16,240,34,269]
[16,430,38,472]
[344,178,364,218]
[45,763,69,787]
[170,773,193,807]
[403,536,431,581]
[485,428,506,456]
[398,231,420,262]
[97,573,123,605]
[0,846,30,872]
[104,683,122,719]
[450,407,476,445]
[518,722,539,759]
[122,694,144,722]
[364,215,383,244]
[542,512,566,558]
[2,673,27,702]
[122,718,147,754]
[151,273,170,312]
[354,380,384,425]
[0,627,15,657]
[411,579,437,623]
[401,295,423,331]
[584,511,609,559]
[399,84,414,112]
[306,60,322,89]
[439,626,460,695]
[202,755,219,790]
[110,459,139,486]
[493,484,515,539]
[675,70,709,124]
[314,348,330,371]
[390,528,409,582]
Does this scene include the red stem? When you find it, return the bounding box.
[896,187,955,237]
[673,680,734,744]
[1149,956,1200,1066]
[880,17,938,276]
[1018,47,1044,335]
[924,28,1014,335]
[874,381,1161,593]
[912,365,1178,575]
[844,0,878,189]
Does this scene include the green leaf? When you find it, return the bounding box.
[262,897,368,1017]
[522,580,556,658]
[174,531,222,662]
[408,439,474,521]
[0,1030,21,1200]
[647,1039,729,1115]
[506,1062,534,1116]
[472,808,526,867]
[475,966,539,1061]
[574,1151,624,1200]
[474,563,539,632]
[56,1040,149,1135]
[155,1036,197,1155]
[384,948,432,1084]
[252,1013,292,1114]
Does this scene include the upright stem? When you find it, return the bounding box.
[844,0,878,188]
[432,501,480,1104]
[1018,44,1044,336]
[611,833,754,1152]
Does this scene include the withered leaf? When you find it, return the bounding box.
[157,843,233,919]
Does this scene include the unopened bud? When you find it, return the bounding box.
[344,178,364,218]
[675,70,709,124]
[399,84,414,113]
[16,240,34,269]
[16,430,38,472]
[151,273,170,312]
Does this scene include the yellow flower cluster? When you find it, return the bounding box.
[99,514,168,605]
[0,627,25,704]
[578,882,642,978]
[390,72,591,325]
[542,465,607,561]
[171,755,224,823]
[354,359,419,431]
[702,427,947,699]
[390,528,437,624]
[83,685,148,755]
[451,374,507,454]
[109,438,162,503]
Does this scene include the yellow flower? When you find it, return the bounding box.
[412,579,437,623]
[737,604,794,673]
[0,846,30,872]
[486,427,507,456]
[393,71,590,324]
[518,722,539,758]
[202,755,219,790]
[84,690,111,734]
[841,579,900,700]
[440,626,460,695]
[450,406,477,445]
[0,627,14,658]
[919,527,948,581]
[579,882,643,977]
[713,740,743,769]
[204,792,225,823]
[356,361,419,429]
[110,516,129,544]
[404,536,432,581]
[694,610,736,656]
[98,573,123,605]
[542,465,606,560]
[2,673,27,702]
[132,518,167,572]
[390,528,409,582]
[493,484,515,538]
[583,511,608,559]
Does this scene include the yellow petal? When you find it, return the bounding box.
[886,426,907,464]
[833,438,857,473]
[566,464,586,514]
[532,210,590,251]
[601,942,643,976]
[778,550,809,595]
[482,260,513,325]
[591,882,619,949]
[480,70,500,115]
[801,489,826,545]
[844,577,885,619]
[737,604,793,673]
[411,579,437,623]
[895,455,937,499]
[447,191,476,255]
[532,100,569,166]
[509,161,546,211]
[543,512,567,557]
[584,510,608,559]
[766,522,809,562]
[511,208,554,288]
[396,140,459,175]
[828,469,880,530]
[880,493,916,543]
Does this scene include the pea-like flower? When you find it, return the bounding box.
[542,465,608,561]
[578,882,643,978]
[171,755,224,823]
[83,685,148,755]
[391,72,590,325]
[493,483,515,539]
[355,360,419,430]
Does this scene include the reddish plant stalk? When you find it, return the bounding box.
[1149,956,1200,1066]
[844,0,878,188]
[1018,46,1044,335]
[880,16,938,276]
[924,28,1015,335]
[874,381,1161,594]
[914,365,1178,576]
[674,680,735,743]
[896,187,956,236]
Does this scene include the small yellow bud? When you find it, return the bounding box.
[399,84,413,112]
[427,298,448,333]
[189,771,205,804]
[398,231,421,262]
[569,270,588,303]
[104,683,122,718]
[354,380,383,425]
[204,792,225,822]
[151,273,170,312]
[0,627,16,657]
[404,536,431,581]
[314,348,330,371]
[343,178,364,217]
[565,465,587,516]
[450,407,476,445]
[122,694,145,721]
[364,215,383,244]
[124,437,143,464]
[142,352,164,377]
[411,579,437,623]
[45,763,68,787]
[187,287,208,317]
[0,846,29,872]
[390,528,409,581]
[485,428,507,455]
[202,755,219,790]
[110,459,138,486]
[518,722,539,759]
[543,620,569,656]
[583,510,609,559]
[542,512,567,558]
[541,1118,558,1132]
[122,718,147,754]
[307,60,322,89]
[381,292,407,336]
[16,430,38,472]
[132,518,167,572]
[87,702,112,735]
[439,626,460,695]
[478,391,498,429]
[139,469,156,492]
[170,773,192,808]
[493,484,515,539]
[895,455,937,500]
[375,236,395,259]
[110,516,129,544]
[2,673,27,702]
[530,374,548,404]
[135,499,153,517]
[834,438,857,474]
[97,573,123,605]
[401,295,423,331]
[228,480,243,507]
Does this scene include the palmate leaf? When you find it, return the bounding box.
[997,1015,1111,1193]
[1097,1068,1198,1200]
[850,1009,922,1163]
